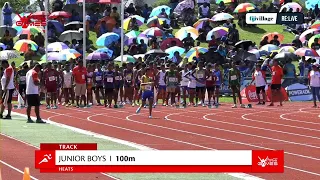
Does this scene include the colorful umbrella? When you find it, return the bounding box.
[60,49,82,59]
[278,46,296,53]
[86,52,110,61]
[174,0,194,15]
[0,50,19,60]
[19,27,43,39]
[206,27,228,40]
[123,15,145,31]
[211,13,234,22]
[47,42,69,52]
[114,55,136,63]
[300,28,320,42]
[141,27,165,37]
[234,3,256,13]
[0,43,7,50]
[96,32,120,47]
[95,48,113,58]
[94,16,117,33]
[41,52,68,61]
[160,38,183,50]
[193,18,213,30]
[216,0,235,4]
[185,47,208,61]
[49,11,71,19]
[149,5,171,18]
[124,31,148,45]
[295,48,319,57]
[262,32,284,42]
[146,16,170,28]
[59,30,82,42]
[175,26,199,40]
[306,0,320,9]
[280,2,302,12]
[14,39,38,52]
[248,49,269,59]
[165,46,185,58]
[260,44,280,52]
[308,34,320,48]
[311,20,320,29]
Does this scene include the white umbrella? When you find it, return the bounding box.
[0,50,19,60]
[59,30,82,42]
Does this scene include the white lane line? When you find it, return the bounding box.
[0,160,38,180]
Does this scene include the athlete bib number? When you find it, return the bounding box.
[216,77,219,81]
[126,74,132,81]
[207,76,212,81]
[87,78,92,83]
[115,76,121,81]
[230,75,237,81]
[272,71,276,76]
[107,77,113,83]
[145,85,152,91]
[49,76,55,82]
[96,76,102,81]
[20,76,26,81]
[169,77,176,82]
[82,74,85,79]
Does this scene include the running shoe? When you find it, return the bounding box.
[136,107,141,114]
[27,118,34,123]
[52,105,58,109]
[240,104,246,108]
[232,104,237,108]
[132,103,135,107]
[149,115,152,119]
[36,119,46,123]
[3,115,11,120]
[46,105,51,109]
[202,103,206,107]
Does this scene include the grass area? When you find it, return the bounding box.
[0,114,241,180]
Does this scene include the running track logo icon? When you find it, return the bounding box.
[257,156,278,167]
[38,154,52,165]
[15,13,46,28]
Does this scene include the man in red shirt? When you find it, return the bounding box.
[43,62,60,109]
[73,60,87,108]
[269,60,284,106]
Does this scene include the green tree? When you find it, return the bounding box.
[0,0,29,13]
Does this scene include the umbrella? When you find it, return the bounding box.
[49,11,71,19]
[216,0,235,3]
[59,30,82,42]
[96,32,120,47]
[114,55,136,63]
[211,13,234,22]
[133,54,145,60]
[0,50,19,60]
[260,44,279,52]
[306,0,320,9]
[141,27,165,37]
[280,2,302,12]
[234,3,256,13]
[185,46,208,61]
[165,46,185,58]
[278,46,296,53]
[94,16,117,32]
[40,52,68,61]
[235,40,253,49]
[123,15,145,31]
[86,52,110,61]
[0,26,17,36]
[206,27,228,40]
[248,49,269,59]
[175,26,199,40]
[149,5,171,18]
[47,20,64,33]
[60,49,82,59]
[308,34,320,48]
[234,50,257,62]
[0,43,7,50]
[95,48,113,57]
[274,52,298,61]
[145,49,167,55]
[174,0,194,15]
[295,48,319,57]
[124,31,147,45]
[20,27,43,39]
[193,18,213,30]
[47,42,69,52]
[64,21,83,30]
[146,16,170,28]
[311,20,320,29]
[160,38,183,50]
[31,11,47,17]
[262,32,284,42]
[14,40,38,52]
[300,28,320,42]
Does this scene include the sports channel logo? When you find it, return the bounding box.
[246,13,277,24]
[15,13,46,28]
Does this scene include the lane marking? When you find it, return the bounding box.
[0,160,38,180]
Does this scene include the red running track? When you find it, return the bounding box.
[10,102,320,180]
